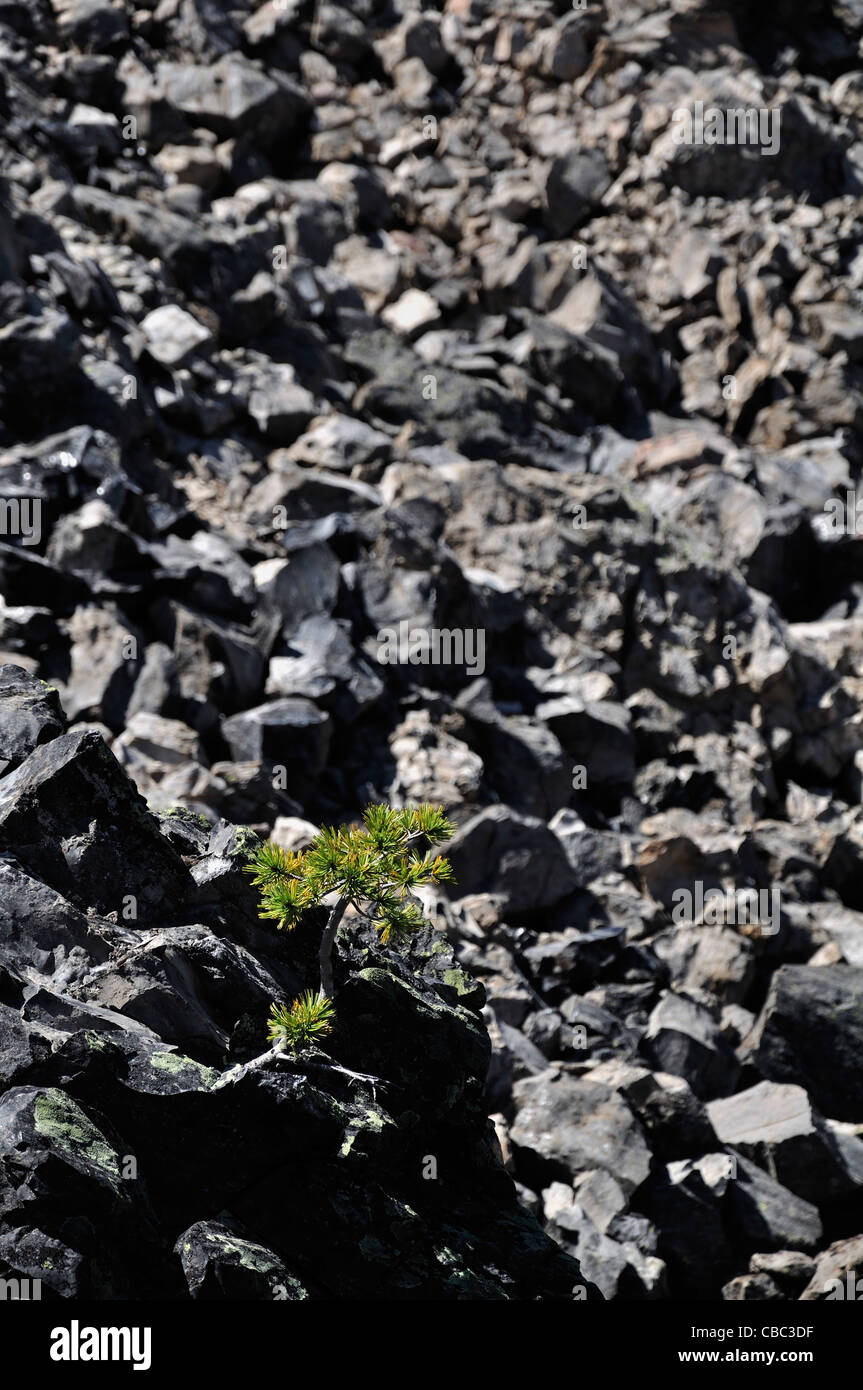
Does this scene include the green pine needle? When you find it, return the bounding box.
[267,991,336,1051]
[247,805,458,1034]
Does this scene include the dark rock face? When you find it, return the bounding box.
[741,966,863,1122]
[707,1081,863,1203]
[3,0,863,1306]
[0,683,589,1300]
[447,806,579,913]
[0,724,191,917]
[643,992,741,1101]
[544,150,611,237]
[0,665,65,773]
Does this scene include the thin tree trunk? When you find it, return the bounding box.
[214,1046,383,1098]
[319,896,347,998]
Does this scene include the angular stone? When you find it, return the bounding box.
[127,56,308,148]
[140,304,213,367]
[247,369,317,444]
[643,992,740,1100]
[221,698,331,774]
[0,665,66,774]
[175,1219,309,1299]
[588,1060,718,1160]
[544,149,610,237]
[707,1081,863,1202]
[722,1273,783,1300]
[742,965,863,1122]
[0,729,190,916]
[800,1234,863,1301]
[56,605,143,733]
[727,1154,822,1254]
[252,547,340,635]
[381,289,441,340]
[511,1069,651,1195]
[635,1154,736,1297]
[446,806,578,914]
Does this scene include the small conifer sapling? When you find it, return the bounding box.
[246,804,456,1049]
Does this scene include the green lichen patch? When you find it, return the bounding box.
[149,1050,220,1088]
[442,967,485,1008]
[162,806,210,828]
[232,825,262,856]
[338,1100,396,1159]
[33,1089,122,1186]
[199,1231,281,1273]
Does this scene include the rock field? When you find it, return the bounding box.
[2,0,863,1300]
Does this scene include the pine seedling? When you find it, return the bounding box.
[267,991,336,1051]
[246,804,457,1047]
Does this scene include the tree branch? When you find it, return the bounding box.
[212,1045,385,1103]
[319,895,348,997]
